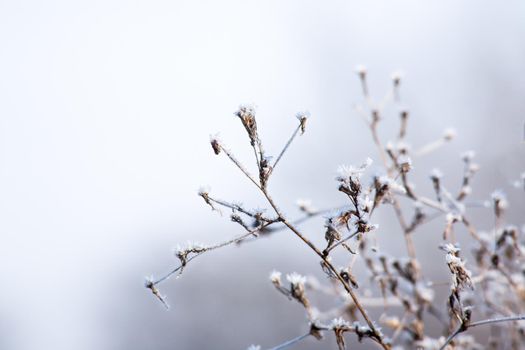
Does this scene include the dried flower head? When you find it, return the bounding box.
[209,134,222,155]
[355,64,367,77]
[441,243,473,291]
[398,155,412,173]
[235,104,259,146]
[296,111,309,134]
[286,272,306,287]
[337,157,373,182]
[491,190,508,218]
[461,150,476,162]
[391,71,404,86]
[269,270,282,286]
[443,128,457,141]
[430,168,443,180]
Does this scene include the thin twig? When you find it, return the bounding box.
[439,315,525,350]
[272,123,302,171]
[267,332,311,350]
[151,223,272,287]
[221,146,261,189]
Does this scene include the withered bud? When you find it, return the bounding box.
[296,112,309,135]
[230,213,253,233]
[259,155,273,188]
[491,190,508,218]
[286,272,310,310]
[198,187,218,212]
[398,155,412,173]
[235,104,259,145]
[391,71,403,86]
[309,322,324,340]
[441,243,473,292]
[380,315,401,330]
[210,137,221,155]
[325,223,341,245]
[355,65,367,79]
[269,270,282,288]
[443,128,457,141]
[296,198,316,215]
[339,267,359,289]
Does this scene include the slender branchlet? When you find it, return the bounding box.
[355,65,369,98]
[398,109,409,140]
[272,112,309,172]
[439,315,525,350]
[415,128,456,156]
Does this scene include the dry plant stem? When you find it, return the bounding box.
[267,332,311,350]
[370,118,390,171]
[377,89,394,112]
[369,119,417,260]
[251,141,261,166]
[261,190,390,350]
[149,223,272,287]
[439,315,525,350]
[416,196,447,212]
[207,197,275,221]
[272,123,302,171]
[221,146,262,190]
[390,197,417,259]
[415,138,447,157]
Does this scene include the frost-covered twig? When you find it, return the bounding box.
[272,112,308,171]
[439,314,525,350]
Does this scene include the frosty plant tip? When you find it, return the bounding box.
[147,67,525,350]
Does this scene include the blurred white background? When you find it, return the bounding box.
[0,1,524,349]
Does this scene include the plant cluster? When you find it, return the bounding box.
[146,67,525,350]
